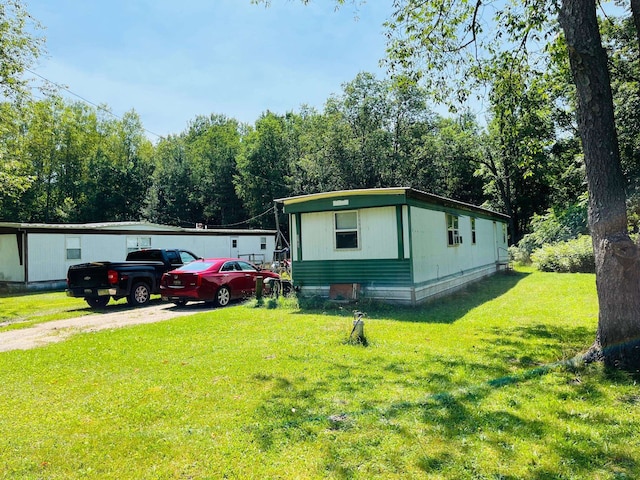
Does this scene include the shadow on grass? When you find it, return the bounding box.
[294,270,530,325]
[249,354,639,477]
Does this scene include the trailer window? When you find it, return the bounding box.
[127,236,151,254]
[335,211,359,249]
[471,217,477,245]
[447,214,462,246]
[66,237,81,260]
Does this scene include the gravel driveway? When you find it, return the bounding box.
[0,302,206,353]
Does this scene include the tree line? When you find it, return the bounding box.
[0,9,637,250]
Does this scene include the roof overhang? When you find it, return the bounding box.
[276,187,510,221]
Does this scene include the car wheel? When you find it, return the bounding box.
[86,296,110,309]
[128,282,151,307]
[173,299,188,308]
[215,285,231,307]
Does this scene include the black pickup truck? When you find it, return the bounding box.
[66,249,200,308]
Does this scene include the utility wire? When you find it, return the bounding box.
[25,67,165,140]
[205,205,276,228]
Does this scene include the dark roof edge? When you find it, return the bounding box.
[406,188,510,220]
[276,187,510,220]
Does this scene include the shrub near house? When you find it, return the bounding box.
[531,235,595,273]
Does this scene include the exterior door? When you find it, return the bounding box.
[230,237,239,258]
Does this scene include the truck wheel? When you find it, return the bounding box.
[215,286,231,307]
[128,282,151,307]
[86,296,110,309]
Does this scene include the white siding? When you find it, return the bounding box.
[411,207,505,284]
[28,234,68,282]
[22,232,276,283]
[411,208,450,283]
[0,234,24,282]
[291,215,300,262]
[402,205,410,259]
[300,206,398,261]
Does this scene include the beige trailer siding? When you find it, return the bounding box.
[299,206,398,261]
[411,207,507,285]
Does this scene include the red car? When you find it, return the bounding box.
[160,258,280,307]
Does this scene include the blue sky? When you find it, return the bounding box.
[26,0,393,139]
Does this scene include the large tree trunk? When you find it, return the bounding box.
[631,0,640,52]
[559,0,640,371]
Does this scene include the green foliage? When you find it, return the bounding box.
[384,1,555,107]
[142,134,194,225]
[531,235,595,273]
[511,199,589,264]
[0,0,45,102]
[479,52,557,242]
[602,16,640,197]
[234,111,295,228]
[186,115,245,226]
[0,98,155,223]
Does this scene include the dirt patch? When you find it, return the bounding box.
[0,302,209,352]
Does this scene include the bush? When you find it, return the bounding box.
[511,201,589,265]
[531,235,595,273]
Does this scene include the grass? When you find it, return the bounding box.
[1,269,639,479]
[0,291,159,332]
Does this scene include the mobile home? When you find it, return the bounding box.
[277,187,510,305]
[0,222,276,290]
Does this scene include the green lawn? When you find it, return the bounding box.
[0,291,157,332]
[1,270,639,479]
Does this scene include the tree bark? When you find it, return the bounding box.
[559,0,640,371]
[631,0,640,53]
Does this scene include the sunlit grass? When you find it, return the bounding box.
[0,291,158,332]
[1,269,638,479]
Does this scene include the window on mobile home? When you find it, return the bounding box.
[66,237,81,260]
[471,217,477,244]
[335,211,359,249]
[126,236,151,254]
[447,214,462,246]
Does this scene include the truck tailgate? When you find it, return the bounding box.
[66,262,112,288]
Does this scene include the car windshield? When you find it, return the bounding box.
[175,261,217,272]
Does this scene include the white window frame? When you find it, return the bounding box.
[260,237,267,250]
[126,236,152,254]
[334,211,359,250]
[447,214,462,246]
[66,236,82,260]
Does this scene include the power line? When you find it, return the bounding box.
[205,205,276,228]
[25,67,165,140]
